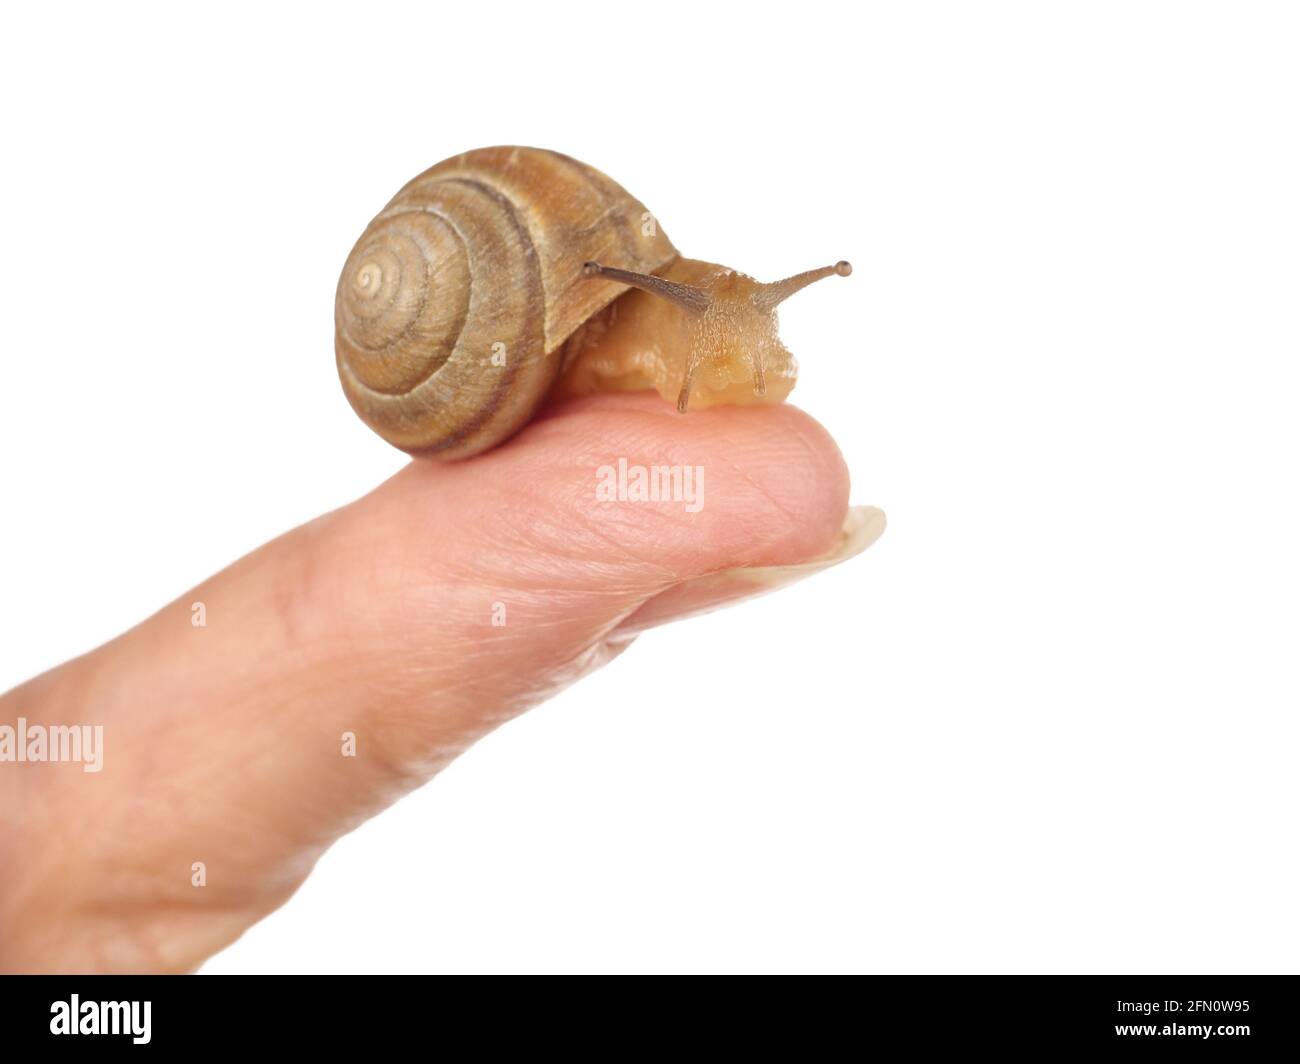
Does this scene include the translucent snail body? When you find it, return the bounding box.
[335,146,850,459]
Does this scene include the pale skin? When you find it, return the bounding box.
[0,391,877,973]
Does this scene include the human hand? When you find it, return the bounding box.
[0,392,882,972]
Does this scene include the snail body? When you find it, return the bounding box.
[335,146,849,459]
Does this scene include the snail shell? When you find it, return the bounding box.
[335,146,677,459]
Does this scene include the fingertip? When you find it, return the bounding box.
[348,391,855,608]
[493,392,853,575]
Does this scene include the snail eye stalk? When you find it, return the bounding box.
[753,260,853,311]
[582,262,710,314]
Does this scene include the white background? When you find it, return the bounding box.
[2,2,1297,973]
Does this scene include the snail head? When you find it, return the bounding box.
[583,259,852,412]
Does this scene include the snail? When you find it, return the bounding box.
[335,146,851,459]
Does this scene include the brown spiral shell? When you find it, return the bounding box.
[335,146,679,459]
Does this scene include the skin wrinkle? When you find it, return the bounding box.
[398,463,662,582]
[753,416,845,552]
[778,402,841,480]
[712,423,807,530]
[508,514,679,589]
[439,480,681,588]
[516,403,800,574]
[371,575,633,667]
[498,458,666,565]
[693,444,822,569]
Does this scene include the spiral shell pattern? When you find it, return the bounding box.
[336,146,678,458]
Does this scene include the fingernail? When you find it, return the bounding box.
[616,505,886,633]
[706,504,885,590]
